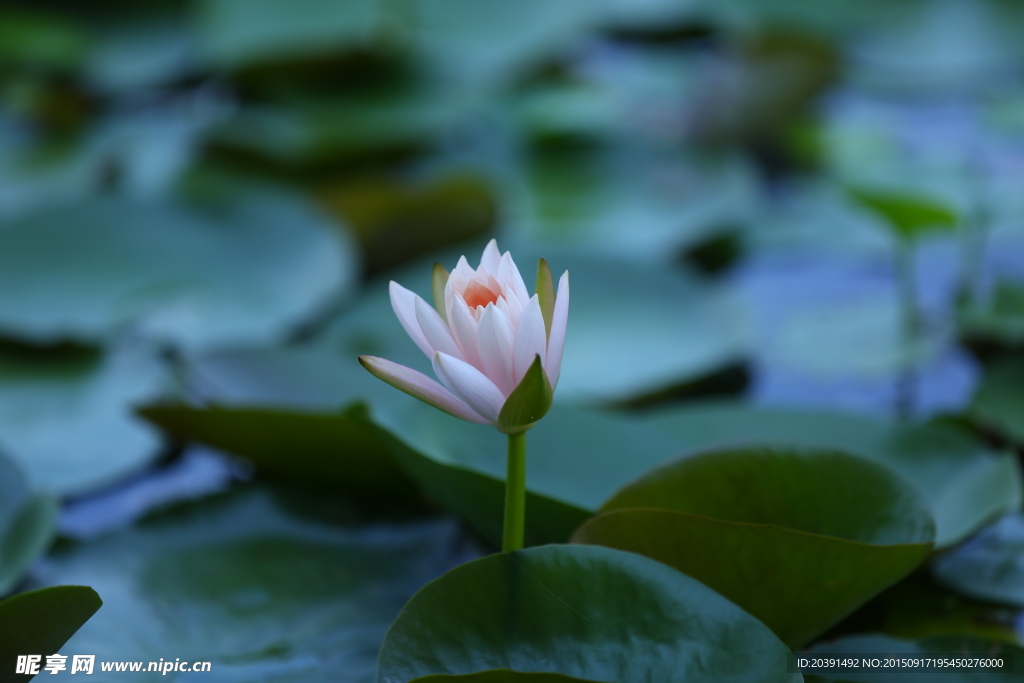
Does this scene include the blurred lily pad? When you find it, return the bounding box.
[573,448,935,647]
[933,514,1024,608]
[0,450,57,595]
[959,281,1024,349]
[378,544,800,683]
[0,343,165,496]
[0,192,355,349]
[33,486,473,683]
[641,402,1022,547]
[848,186,959,242]
[969,356,1024,446]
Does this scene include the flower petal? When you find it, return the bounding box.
[432,352,506,423]
[479,239,501,274]
[359,356,489,424]
[390,281,433,357]
[546,271,569,388]
[445,255,475,322]
[513,295,548,387]
[499,251,531,305]
[415,296,464,360]
[449,293,482,368]
[476,303,516,395]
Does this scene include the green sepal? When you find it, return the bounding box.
[498,355,553,434]
[536,258,555,337]
[848,186,958,242]
[432,262,449,323]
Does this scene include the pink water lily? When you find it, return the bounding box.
[359,240,568,431]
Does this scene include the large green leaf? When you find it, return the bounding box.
[802,634,1024,682]
[378,544,800,683]
[0,192,354,349]
[574,448,935,647]
[0,586,102,682]
[0,451,56,595]
[32,486,472,683]
[969,356,1024,446]
[0,344,165,496]
[932,513,1024,608]
[639,403,1022,547]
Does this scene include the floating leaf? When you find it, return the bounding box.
[932,513,1024,607]
[969,356,1024,446]
[32,486,472,682]
[848,186,958,241]
[574,447,935,647]
[0,192,355,350]
[0,344,165,496]
[378,544,800,683]
[641,403,1022,547]
[0,451,56,595]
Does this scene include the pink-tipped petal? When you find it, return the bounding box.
[480,239,501,273]
[513,295,548,386]
[546,271,570,388]
[359,356,489,424]
[414,296,464,360]
[445,255,475,322]
[432,352,506,424]
[476,303,516,395]
[449,293,482,367]
[390,281,433,358]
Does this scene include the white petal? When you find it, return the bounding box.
[500,286,525,325]
[479,239,501,274]
[432,352,506,423]
[390,281,433,358]
[449,293,482,368]
[359,356,489,423]
[445,255,474,323]
[500,251,531,305]
[546,271,570,388]
[476,303,516,395]
[513,295,548,387]
[414,296,464,360]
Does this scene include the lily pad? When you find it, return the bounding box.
[573,447,936,647]
[802,634,1024,682]
[639,403,1022,547]
[0,451,57,595]
[932,513,1024,608]
[378,544,800,683]
[969,356,1024,446]
[0,192,355,350]
[32,486,474,683]
[0,343,165,496]
[0,585,102,679]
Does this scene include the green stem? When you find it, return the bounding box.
[895,242,920,419]
[502,431,527,552]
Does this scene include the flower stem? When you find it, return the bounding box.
[502,431,527,552]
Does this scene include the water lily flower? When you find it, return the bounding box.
[360,240,568,552]
[359,239,569,435]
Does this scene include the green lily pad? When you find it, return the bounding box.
[378,544,800,683]
[0,585,102,680]
[0,451,56,596]
[0,192,355,349]
[0,343,165,496]
[970,356,1024,446]
[639,403,1022,547]
[958,281,1024,348]
[573,447,935,647]
[32,486,473,682]
[932,514,1024,608]
[802,634,1024,682]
